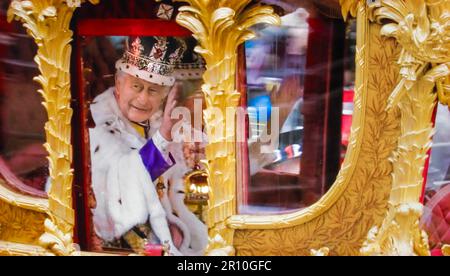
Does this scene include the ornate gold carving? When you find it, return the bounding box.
[360,0,450,256]
[367,0,450,109]
[437,71,450,107]
[6,0,99,256]
[443,245,450,256]
[4,0,280,256]
[233,5,402,255]
[0,179,49,213]
[0,241,51,256]
[368,1,449,63]
[171,0,280,255]
[340,0,363,20]
[360,69,438,256]
[0,199,46,245]
[0,179,48,248]
[39,219,80,256]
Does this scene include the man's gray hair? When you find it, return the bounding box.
[115,70,127,83]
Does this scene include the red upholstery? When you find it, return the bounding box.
[422,184,450,249]
[431,249,444,256]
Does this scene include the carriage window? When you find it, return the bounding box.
[0,8,48,197]
[237,3,356,214]
[70,0,210,256]
[74,21,208,255]
[420,103,450,255]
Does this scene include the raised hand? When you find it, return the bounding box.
[159,83,182,141]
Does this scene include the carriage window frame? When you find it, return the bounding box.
[0,15,48,198]
[236,9,350,215]
[72,18,192,252]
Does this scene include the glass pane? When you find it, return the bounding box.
[342,19,356,163]
[420,103,450,255]
[238,3,356,214]
[79,35,208,255]
[0,6,48,197]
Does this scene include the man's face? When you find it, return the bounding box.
[115,73,170,123]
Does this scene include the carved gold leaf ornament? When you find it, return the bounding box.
[369,0,450,64]
[443,245,450,256]
[2,0,280,256]
[6,0,99,256]
[0,178,48,246]
[366,0,450,108]
[0,199,46,245]
[360,0,450,256]
[340,0,363,20]
[0,241,51,256]
[437,76,450,107]
[233,5,403,255]
[39,219,80,256]
[172,0,281,255]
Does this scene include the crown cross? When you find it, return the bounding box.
[149,37,168,63]
[131,37,144,56]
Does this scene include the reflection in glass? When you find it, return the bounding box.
[238,4,356,214]
[0,11,48,197]
[420,103,450,254]
[341,20,356,163]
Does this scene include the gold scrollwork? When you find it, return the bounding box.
[0,241,51,256]
[367,0,450,109]
[6,0,99,256]
[4,0,280,256]
[4,0,282,256]
[443,245,450,256]
[360,0,450,256]
[340,0,364,20]
[0,178,49,213]
[0,199,46,245]
[172,0,280,255]
[232,3,403,255]
[437,75,450,107]
[0,178,48,246]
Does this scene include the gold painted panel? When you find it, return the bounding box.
[0,200,46,245]
[0,241,50,256]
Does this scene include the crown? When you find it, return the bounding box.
[116,36,187,86]
[173,37,206,81]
